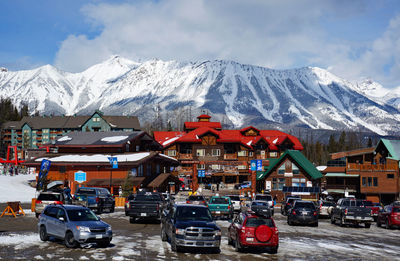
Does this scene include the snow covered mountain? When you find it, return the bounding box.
[1,56,400,136]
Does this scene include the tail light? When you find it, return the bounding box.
[241,227,246,233]
[287,203,291,206]
[319,203,323,210]
[344,209,348,215]
[36,200,42,204]
[54,201,63,205]
[186,200,190,204]
[73,196,76,200]
[313,211,317,216]
[228,205,230,209]
[96,197,100,203]
[157,204,160,211]
[292,210,296,215]
[202,201,206,204]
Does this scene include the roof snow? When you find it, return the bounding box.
[162,136,180,146]
[36,153,151,163]
[272,138,278,144]
[57,136,72,142]
[247,140,253,146]
[100,136,129,143]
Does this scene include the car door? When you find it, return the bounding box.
[46,207,59,236]
[166,206,176,239]
[54,208,67,238]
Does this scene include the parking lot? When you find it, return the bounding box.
[0,201,399,261]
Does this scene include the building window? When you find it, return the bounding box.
[138,165,143,177]
[362,177,366,186]
[269,152,278,158]
[156,164,160,174]
[197,164,205,170]
[387,174,394,179]
[278,164,285,175]
[196,149,205,156]
[42,129,49,134]
[249,151,253,157]
[147,164,151,176]
[167,150,176,156]
[212,149,220,156]
[272,178,285,190]
[238,165,247,170]
[93,117,100,122]
[238,150,247,157]
[368,177,372,186]
[292,164,300,175]
[373,177,378,187]
[136,145,140,152]
[292,178,306,187]
[211,164,220,170]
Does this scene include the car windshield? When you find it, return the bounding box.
[67,209,99,221]
[287,198,299,204]
[295,202,315,209]
[76,189,96,195]
[343,200,363,207]
[135,194,162,201]
[363,201,373,207]
[188,196,204,201]
[245,217,274,228]
[252,201,268,206]
[37,193,61,201]
[322,202,335,207]
[229,196,240,201]
[393,207,400,213]
[210,198,229,204]
[255,195,272,201]
[175,206,213,221]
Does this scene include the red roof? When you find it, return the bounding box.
[184,121,222,130]
[197,114,211,119]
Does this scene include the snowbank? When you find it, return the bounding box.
[0,174,37,203]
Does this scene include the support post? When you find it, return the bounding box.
[251,170,257,196]
[192,164,198,192]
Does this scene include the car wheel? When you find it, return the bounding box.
[110,205,115,213]
[386,219,391,229]
[271,210,274,216]
[64,231,78,248]
[129,216,136,224]
[313,222,318,227]
[339,215,345,227]
[330,215,335,224]
[35,213,40,218]
[377,218,381,227]
[161,225,168,241]
[269,245,278,254]
[235,237,242,252]
[227,235,233,246]
[39,226,49,241]
[365,223,371,229]
[287,218,292,226]
[97,239,110,248]
[97,207,103,214]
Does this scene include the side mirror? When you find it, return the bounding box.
[58,217,65,222]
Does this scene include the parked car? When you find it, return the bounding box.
[126,191,166,223]
[228,210,279,253]
[234,181,251,190]
[186,195,207,206]
[254,194,274,215]
[227,195,242,212]
[161,203,221,252]
[330,198,373,228]
[280,196,301,216]
[35,191,65,218]
[318,201,336,218]
[377,205,400,229]
[250,201,272,216]
[361,200,380,221]
[208,196,233,219]
[73,187,115,214]
[287,200,318,227]
[124,193,135,216]
[38,204,112,248]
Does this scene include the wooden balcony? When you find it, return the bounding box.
[347,163,398,172]
[256,155,267,160]
[178,153,193,160]
[224,154,238,160]
[325,184,358,191]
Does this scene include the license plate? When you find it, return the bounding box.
[302,211,308,215]
[79,198,83,201]
[141,213,147,216]
[95,235,102,239]
[216,211,221,214]
[246,237,254,242]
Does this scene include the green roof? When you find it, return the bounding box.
[379,139,400,161]
[257,150,323,180]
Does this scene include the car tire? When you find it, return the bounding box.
[339,215,345,227]
[39,226,49,241]
[228,235,233,246]
[97,207,103,215]
[365,223,371,229]
[271,210,274,216]
[269,245,278,254]
[330,215,335,224]
[377,219,381,227]
[312,222,318,227]
[110,204,115,213]
[161,226,168,241]
[287,218,292,226]
[235,237,242,252]
[97,239,110,248]
[64,231,78,248]
[386,219,391,229]
[35,213,40,218]
[129,216,136,224]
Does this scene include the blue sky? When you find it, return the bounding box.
[1,0,400,88]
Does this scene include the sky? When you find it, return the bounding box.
[1,0,400,88]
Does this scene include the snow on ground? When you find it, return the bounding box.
[0,173,36,203]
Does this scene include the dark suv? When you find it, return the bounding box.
[73,187,115,214]
[287,200,318,226]
[161,204,221,252]
[281,196,301,216]
[38,204,112,248]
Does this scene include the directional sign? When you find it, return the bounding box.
[108,157,118,169]
[74,171,87,183]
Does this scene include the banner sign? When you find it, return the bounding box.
[256,160,263,171]
[250,160,257,171]
[37,159,51,190]
[108,157,118,169]
[198,170,205,177]
[74,171,87,183]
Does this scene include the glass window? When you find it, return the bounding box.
[67,209,99,221]
[387,174,394,179]
[238,151,247,157]
[362,177,366,186]
[292,164,300,175]
[212,149,220,156]
[373,177,378,187]
[197,164,205,170]
[278,164,285,175]
[167,150,176,156]
[269,152,278,158]
[238,165,247,170]
[368,177,372,186]
[249,151,253,157]
[211,164,220,170]
[196,149,205,156]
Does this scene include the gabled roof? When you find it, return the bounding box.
[197,114,211,119]
[178,127,220,143]
[54,131,146,147]
[184,121,222,130]
[257,150,322,180]
[378,139,400,160]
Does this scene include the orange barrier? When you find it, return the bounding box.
[115,197,126,207]
[31,198,36,212]
[1,201,25,218]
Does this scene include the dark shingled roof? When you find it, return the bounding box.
[55,131,145,146]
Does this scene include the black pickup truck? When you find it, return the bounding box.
[161,204,221,252]
[126,192,166,223]
[330,198,373,228]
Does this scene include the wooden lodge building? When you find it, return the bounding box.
[23,131,180,195]
[321,139,400,204]
[153,114,322,199]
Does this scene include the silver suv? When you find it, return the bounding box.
[38,204,112,248]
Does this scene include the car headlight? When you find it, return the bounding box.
[106,226,112,232]
[215,230,221,236]
[175,228,185,235]
[76,226,90,232]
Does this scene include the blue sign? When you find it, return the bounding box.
[250,160,257,171]
[37,159,51,190]
[198,170,205,177]
[257,160,263,171]
[108,157,118,169]
[74,171,87,183]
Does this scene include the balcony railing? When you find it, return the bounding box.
[324,184,358,191]
[224,154,238,160]
[178,153,193,160]
[347,163,398,172]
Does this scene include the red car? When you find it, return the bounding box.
[377,205,400,229]
[362,200,380,220]
[228,211,279,253]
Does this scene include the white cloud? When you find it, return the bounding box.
[54,0,399,88]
